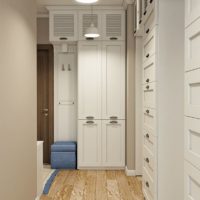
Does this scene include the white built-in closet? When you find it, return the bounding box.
[47,6,126,169]
[134,0,184,199]
[184,0,200,199]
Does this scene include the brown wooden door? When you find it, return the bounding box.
[37,45,54,164]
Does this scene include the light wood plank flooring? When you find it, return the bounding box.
[40,170,143,200]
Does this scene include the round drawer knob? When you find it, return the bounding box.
[146,110,150,114]
[146,181,150,188]
[145,158,150,163]
[146,134,150,139]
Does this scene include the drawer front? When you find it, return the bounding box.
[184,161,200,200]
[143,108,156,133]
[143,55,156,84]
[185,69,200,119]
[143,188,153,200]
[143,83,156,109]
[143,168,154,198]
[185,117,200,170]
[185,0,200,27]
[144,126,155,153]
[144,146,154,179]
[185,18,200,72]
[144,11,155,40]
[144,29,156,63]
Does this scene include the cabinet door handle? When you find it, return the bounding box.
[145,181,149,188]
[86,116,94,119]
[139,19,142,24]
[146,29,150,34]
[144,11,147,15]
[146,110,150,114]
[86,121,94,124]
[110,121,118,124]
[146,53,150,58]
[145,158,150,163]
[146,78,150,83]
[110,116,118,120]
[146,85,150,90]
[150,0,153,4]
[59,37,68,40]
[146,133,150,139]
[110,37,118,40]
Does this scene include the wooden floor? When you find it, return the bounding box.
[40,170,143,200]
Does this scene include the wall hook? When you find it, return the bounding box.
[62,64,65,71]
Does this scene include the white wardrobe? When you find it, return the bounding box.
[184,0,200,199]
[78,41,125,168]
[47,6,126,169]
[134,0,184,200]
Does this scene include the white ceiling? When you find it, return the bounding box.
[37,0,126,14]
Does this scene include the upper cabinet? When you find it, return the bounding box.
[102,10,125,41]
[48,7,125,42]
[78,10,102,41]
[185,0,200,27]
[49,10,78,42]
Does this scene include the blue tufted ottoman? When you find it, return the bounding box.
[51,141,77,169]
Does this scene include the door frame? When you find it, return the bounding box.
[37,44,54,163]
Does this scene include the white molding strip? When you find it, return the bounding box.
[125,166,143,176]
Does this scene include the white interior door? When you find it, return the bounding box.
[56,51,77,141]
[78,120,101,167]
[102,41,125,120]
[102,120,125,167]
[78,41,102,120]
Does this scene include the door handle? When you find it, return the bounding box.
[145,158,150,163]
[86,116,94,120]
[110,121,118,124]
[86,121,95,124]
[110,116,118,120]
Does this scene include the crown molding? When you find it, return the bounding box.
[123,0,135,10]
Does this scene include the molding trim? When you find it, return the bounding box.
[123,0,134,9]
[125,166,143,176]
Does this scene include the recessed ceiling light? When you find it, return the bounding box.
[75,0,98,3]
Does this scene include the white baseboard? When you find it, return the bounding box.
[125,166,143,176]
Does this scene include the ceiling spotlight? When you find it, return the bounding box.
[75,0,98,4]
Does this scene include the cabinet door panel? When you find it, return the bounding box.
[185,0,200,27]
[78,11,102,41]
[78,120,101,167]
[185,18,200,72]
[78,42,101,119]
[102,42,125,120]
[184,161,200,200]
[49,11,78,42]
[185,117,200,170]
[102,120,125,167]
[185,69,200,119]
[102,10,125,41]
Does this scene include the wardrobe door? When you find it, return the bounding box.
[78,120,101,167]
[78,41,102,120]
[102,41,125,120]
[102,10,125,41]
[78,10,102,41]
[102,120,125,167]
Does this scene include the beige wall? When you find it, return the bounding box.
[126,5,136,170]
[0,0,37,200]
[37,18,50,44]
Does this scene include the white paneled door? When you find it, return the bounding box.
[102,41,125,120]
[102,120,125,167]
[78,120,101,167]
[78,41,102,120]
